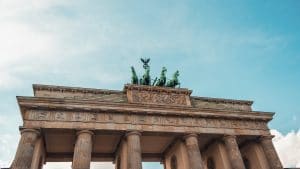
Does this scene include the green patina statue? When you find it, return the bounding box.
[130,58,180,88]
[139,58,151,85]
[155,67,167,86]
[141,58,150,69]
[131,66,139,84]
[140,66,151,85]
[166,70,180,88]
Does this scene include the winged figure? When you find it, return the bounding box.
[140,58,150,69]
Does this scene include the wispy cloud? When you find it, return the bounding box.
[0,0,299,168]
[0,133,18,168]
[0,0,121,90]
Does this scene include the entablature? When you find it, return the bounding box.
[17,96,273,122]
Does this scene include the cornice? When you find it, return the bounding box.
[17,96,274,122]
[33,84,254,106]
[191,96,253,106]
[33,84,123,96]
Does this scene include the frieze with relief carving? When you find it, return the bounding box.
[125,84,192,106]
[131,90,188,105]
[25,110,268,131]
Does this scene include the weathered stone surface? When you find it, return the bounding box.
[240,142,270,169]
[223,135,246,169]
[191,96,253,111]
[202,141,231,169]
[125,84,192,106]
[31,137,45,169]
[259,135,283,169]
[126,131,142,169]
[8,84,284,169]
[24,109,269,132]
[184,134,204,169]
[72,130,94,169]
[33,84,126,102]
[11,128,40,169]
[33,84,254,111]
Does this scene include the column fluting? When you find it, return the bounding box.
[126,131,142,169]
[223,135,246,169]
[72,130,94,169]
[184,133,204,169]
[11,128,40,169]
[259,135,283,169]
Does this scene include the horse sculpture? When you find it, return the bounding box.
[131,66,139,84]
[155,67,167,86]
[140,67,151,85]
[130,58,180,88]
[166,70,180,88]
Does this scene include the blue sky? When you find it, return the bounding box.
[0,0,299,168]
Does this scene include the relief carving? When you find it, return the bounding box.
[37,111,49,120]
[25,110,268,131]
[126,85,191,106]
[86,113,97,121]
[137,115,147,123]
[105,113,114,122]
[131,91,188,106]
[73,112,86,121]
[54,112,66,121]
[124,114,131,123]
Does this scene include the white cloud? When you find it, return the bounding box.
[0,133,19,168]
[0,0,110,90]
[0,1,63,89]
[272,129,300,168]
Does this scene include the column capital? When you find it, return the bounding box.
[11,127,40,169]
[183,133,198,140]
[223,134,237,140]
[19,127,40,136]
[76,130,94,136]
[125,130,142,137]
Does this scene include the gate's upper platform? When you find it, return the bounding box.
[32,84,253,112]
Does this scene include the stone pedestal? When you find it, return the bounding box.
[183,134,204,169]
[223,135,245,169]
[72,130,94,169]
[126,131,142,169]
[259,135,283,169]
[11,128,40,169]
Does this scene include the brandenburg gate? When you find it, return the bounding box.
[10,83,283,169]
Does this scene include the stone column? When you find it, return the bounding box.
[183,134,204,169]
[72,130,94,169]
[31,137,45,169]
[223,135,245,169]
[259,135,283,169]
[11,128,40,169]
[126,131,142,169]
